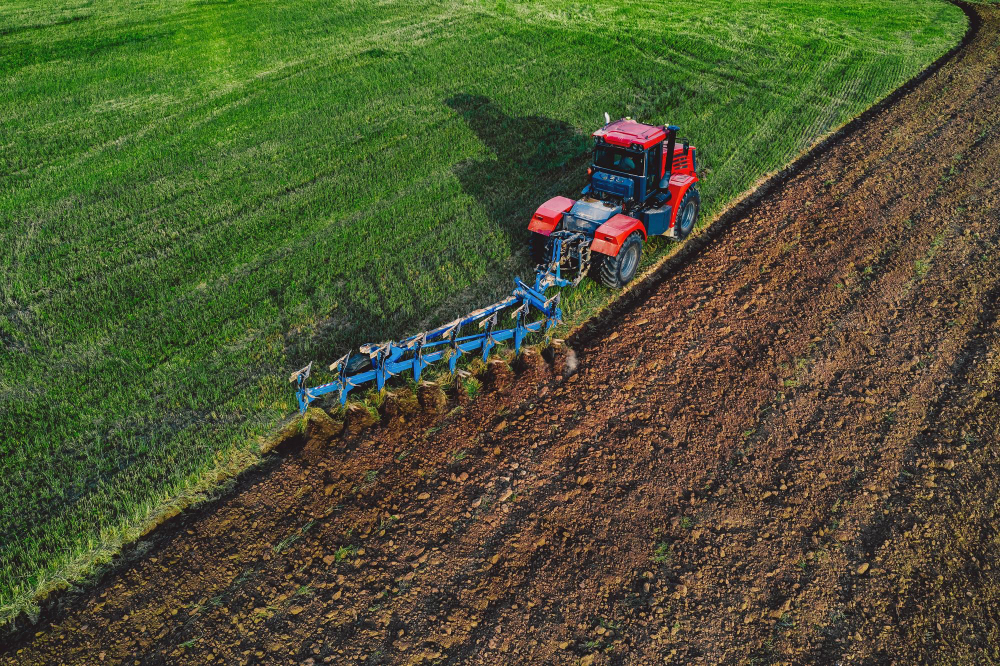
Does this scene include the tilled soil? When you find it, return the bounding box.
[6,5,1000,664]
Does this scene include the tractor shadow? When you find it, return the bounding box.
[444,93,592,260]
[284,228,497,368]
[283,96,593,376]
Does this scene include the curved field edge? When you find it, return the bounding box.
[0,0,966,628]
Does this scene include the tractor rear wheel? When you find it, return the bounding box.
[597,231,643,289]
[674,187,701,240]
[530,232,550,265]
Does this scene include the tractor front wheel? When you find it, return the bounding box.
[597,231,643,289]
[673,186,701,240]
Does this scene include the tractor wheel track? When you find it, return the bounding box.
[6,3,1000,664]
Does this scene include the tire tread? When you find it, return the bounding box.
[597,231,643,289]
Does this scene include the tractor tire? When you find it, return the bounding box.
[597,231,643,289]
[530,232,550,265]
[673,186,701,240]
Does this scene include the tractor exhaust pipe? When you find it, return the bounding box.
[664,125,679,178]
[658,124,680,189]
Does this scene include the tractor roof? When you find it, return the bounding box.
[593,118,666,149]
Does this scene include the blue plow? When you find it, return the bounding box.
[290,232,591,413]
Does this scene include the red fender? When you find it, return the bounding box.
[590,214,646,257]
[667,174,698,231]
[528,196,575,236]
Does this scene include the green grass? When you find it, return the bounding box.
[0,0,965,623]
[652,541,673,564]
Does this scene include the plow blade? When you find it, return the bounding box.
[292,233,589,412]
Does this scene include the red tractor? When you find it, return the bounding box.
[528,117,700,288]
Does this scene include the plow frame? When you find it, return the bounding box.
[291,233,591,412]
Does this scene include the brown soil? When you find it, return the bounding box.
[5,4,1000,664]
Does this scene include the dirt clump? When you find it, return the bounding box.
[417,381,448,414]
[513,347,548,376]
[343,403,377,438]
[484,358,514,388]
[300,408,345,460]
[546,340,579,379]
[383,389,420,421]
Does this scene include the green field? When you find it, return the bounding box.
[0,0,964,621]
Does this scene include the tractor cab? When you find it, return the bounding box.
[586,118,683,207]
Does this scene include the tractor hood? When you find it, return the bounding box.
[563,198,622,236]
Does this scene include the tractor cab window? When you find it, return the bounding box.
[593,146,645,176]
[647,143,662,182]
